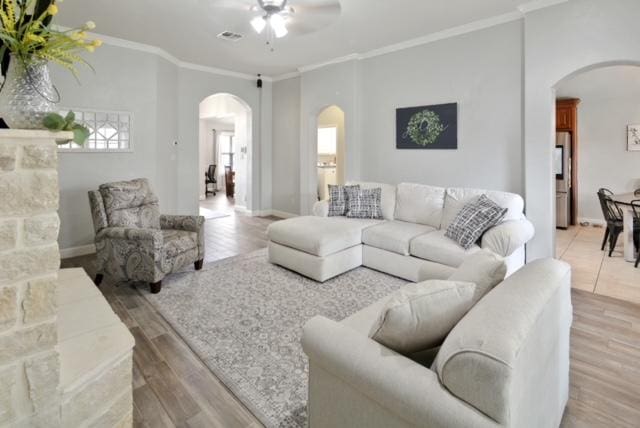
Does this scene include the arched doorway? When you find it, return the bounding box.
[316,105,345,200]
[198,93,253,214]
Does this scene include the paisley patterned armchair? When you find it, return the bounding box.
[88,178,205,293]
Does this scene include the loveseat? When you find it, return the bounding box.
[302,258,572,428]
[267,182,535,282]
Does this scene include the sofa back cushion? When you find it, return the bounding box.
[441,187,524,230]
[432,259,572,426]
[448,249,507,303]
[394,183,445,228]
[99,178,161,229]
[348,181,396,220]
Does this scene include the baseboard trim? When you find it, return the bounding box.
[269,210,298,219]
[577,218,606,227]
[60,244,96,259]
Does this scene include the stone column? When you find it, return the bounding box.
[0,130,70,427]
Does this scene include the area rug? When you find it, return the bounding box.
[199,207,231,220]
[143,249,408,428]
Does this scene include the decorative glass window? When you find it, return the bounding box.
[57,109,132,152]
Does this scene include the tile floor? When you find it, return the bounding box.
[556,225,640,304]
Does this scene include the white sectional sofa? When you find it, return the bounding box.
[301,258,572,428]
[267,182,535,282]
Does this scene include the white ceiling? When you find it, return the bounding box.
[58,0,541,77]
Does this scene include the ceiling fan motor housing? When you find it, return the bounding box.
[259,0,288,14]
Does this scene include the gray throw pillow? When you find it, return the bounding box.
[445,194,507,249]
[328,184,359,216]
[369,280,476,354]
[345,187,383,219]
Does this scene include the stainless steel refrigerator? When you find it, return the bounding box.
[555,132,571,229]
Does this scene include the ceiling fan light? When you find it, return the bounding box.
[251,16,266,33]
[269,13,288,38]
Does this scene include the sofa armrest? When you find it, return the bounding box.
[160,214,205,259]
[96,227,163,245]
[302,316,497,428]
[481,217,535,257]
[312,200,329,217]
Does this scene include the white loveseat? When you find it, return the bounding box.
[267,182,535,282]
[302,258,572,428]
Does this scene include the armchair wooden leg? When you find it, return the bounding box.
[94,274,104,287]
[150,281,162,294]
[194,259,204,271]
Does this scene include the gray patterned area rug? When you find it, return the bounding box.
[143,249,407,428]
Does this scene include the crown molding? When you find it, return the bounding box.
[517,0,569,14]
[360,11,522,60]
[271,71,301,82]
[61,0,570,83]
[57,26,271,82]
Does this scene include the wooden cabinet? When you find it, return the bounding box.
[556,98,580,225]
[556,102,576,131]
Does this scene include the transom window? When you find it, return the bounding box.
[57,109,132,152]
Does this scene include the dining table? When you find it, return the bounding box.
[612,192,639,262]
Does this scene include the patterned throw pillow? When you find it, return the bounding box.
[445,194,507,249]
[328,184,359,216]
[345,187,383,219]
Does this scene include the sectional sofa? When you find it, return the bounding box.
[267,182,535,282]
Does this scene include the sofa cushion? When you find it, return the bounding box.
[410,230,480,267]
[394,183,445,228]
[162,230,198,259]
[267,216,381,257]
[328,184,359,217]
[362,220,435,256]
[445,195,508,249]
[369,280,476,354]
[348,181,397,220]
[99,178,161,229]
[440,187,524,230]
[345,187,384,219]
[449,250,507,303]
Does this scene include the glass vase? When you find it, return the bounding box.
[0,55,57,129]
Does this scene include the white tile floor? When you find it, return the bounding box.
[556,225,640,304]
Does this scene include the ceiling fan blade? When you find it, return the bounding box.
[286,3,341,35]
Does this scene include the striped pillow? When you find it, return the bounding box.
[445,195,507,249]
[328,185,360,216]
[346,187,383,219]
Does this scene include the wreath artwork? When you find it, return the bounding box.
[396,103,457,150]
[403,109,448,146]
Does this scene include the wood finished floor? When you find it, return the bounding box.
[60,195,640,428]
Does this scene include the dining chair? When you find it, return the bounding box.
[597,188,623,255]
[205,164,217,196]
[630,200,640,268]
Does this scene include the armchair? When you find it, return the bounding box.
[88,178,205,293]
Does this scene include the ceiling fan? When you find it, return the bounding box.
[211,0,341,40]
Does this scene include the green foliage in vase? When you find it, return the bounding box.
[405,110,446,146]
[43,111,89,145]
[0,0,101,77]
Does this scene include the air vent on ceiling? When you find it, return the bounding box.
[217,31,243,41]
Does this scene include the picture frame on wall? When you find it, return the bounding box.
[396,103,458,150]
[628,124,640,151]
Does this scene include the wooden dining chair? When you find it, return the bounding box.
[597,188,623,255]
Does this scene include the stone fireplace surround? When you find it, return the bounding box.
[0,130,133,427]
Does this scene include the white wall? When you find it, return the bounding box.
[556,65,640,221]
[55,44,273,251]
[55,46,162,250]
[176,69,272,216]
[272,77,301,215]
[360,21,522,192]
